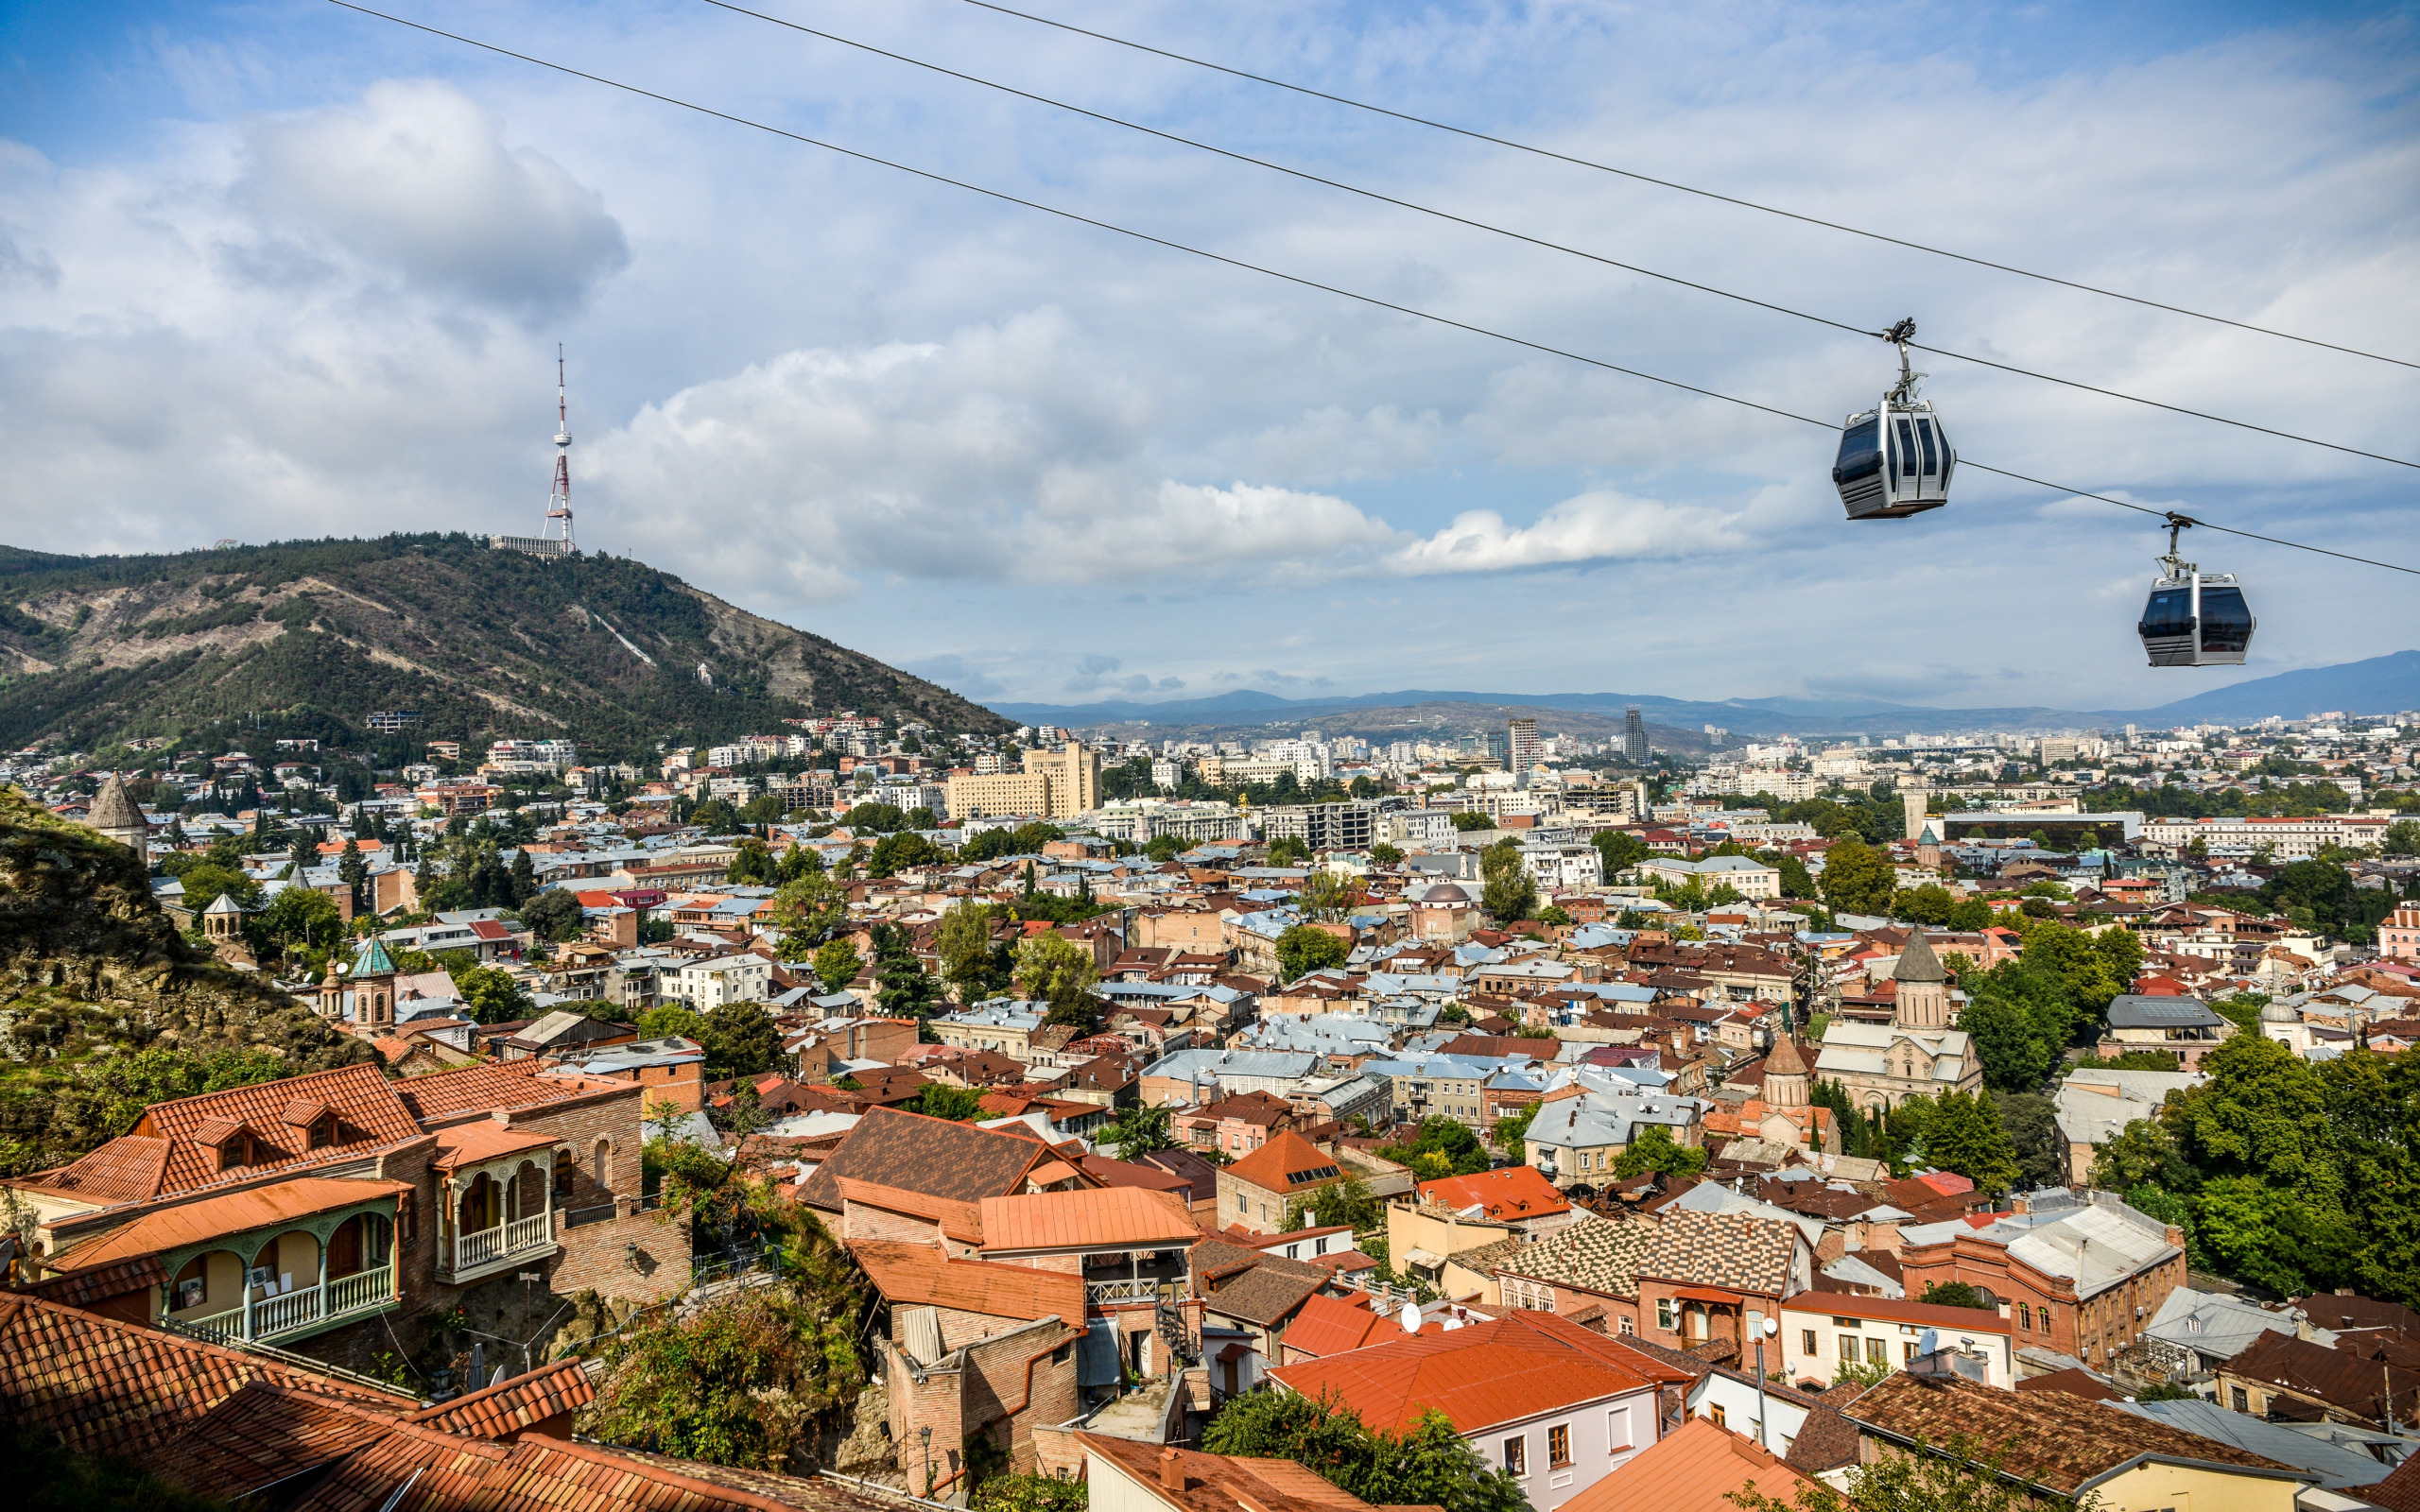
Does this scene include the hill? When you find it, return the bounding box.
[0,786,372,1172]
[2117,649,2420,726]
[0,536,1009,757]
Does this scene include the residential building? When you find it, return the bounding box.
[1897,1189,2187,1372]
[933,999,1048,1060]
[2215,1331,2420,1430]
[1217,1130,1346,1234]
[2053,1068,2204,1185]
[1413,1166,1580,1240]
[675,953,772,1006]
[1523,1089,1707,1187]
[1492,1208,1809,1351]
[1267,1309,1684,1511]
[1774,1293,2016,1389]
[2096,994,2237,1068]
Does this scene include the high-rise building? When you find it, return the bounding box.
[1622,707,1650,765]
[1507,717,1540,778]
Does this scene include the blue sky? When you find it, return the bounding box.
[3,0,2415,713]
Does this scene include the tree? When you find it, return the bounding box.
[701,999,782,1079]
[1286,1172,1384,1235]
[1593,829,1649,879]
[810,940,864,994]
[1491,1106,1537,1157]
[2386,818,2420,857]
[443,962,532,1023]
[1922,1090,2020,1198]
[2090,1117,2198,1194]
[506,846,537,905]
[1268,835,1310,868]
[1772,851,1818,900]
[1614,1124,1708,1179]
[1299,869,1363,922]
[252,884,343,965]
[1818,839,1894,916]
[1102,1104,1175,1160]
[587,1286,862,1471]
[1480,839,1537,923]
[1369,843,1404,867]
[770,874,849,958]
[518,887,584,943]
[1014,932,1102,1032]
[1915,1281,1996,1311]
[639,1004,710,1042]
[1991,1091,2063,1190]
[1201,1390,1527,1512]
[871,924,941,1022]
[1380,1116,1490,1177]
[725,838,774,885]
[1959,992,2060,1093]
[915,1083,988,1122]
[937,901,1009,1001]
[1144,833,1191,864]
[1277,924,1351,983]
[868,831,944,877]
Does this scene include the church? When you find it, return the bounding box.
[1813,928,1981,1110]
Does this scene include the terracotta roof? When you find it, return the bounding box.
[851,1239,1083,1322]
[153,1378,400,1501]
[1279,1291,1392,1359]
[1848,1372,2306,1494]
[1199,1252,1331,1327]
[51,1177,412,1273]
[430,1123,562,1171]
[1078,1432,1379,1512]
[1562,1417,1820,1512]
[0,1293,411,1460]
[1267,1309,1677,1435]
[1224,1130,1343,1195]
[798,1105,1048,1213]
[1415,1166,1571,1223]
[2222,1330,2420,1416]
[2371,1454,2420,1512]
[2015,1366,2123,1402]
[1078,1154,1196,1198]
[393,1060,619,1123]
[837,1177,984,1244]
[30,1063,420,1203]
[26,1253,166,1310]
[980,1186,1201,1253]
[1498,1209,1797,1301]
[406,1358,595,1437]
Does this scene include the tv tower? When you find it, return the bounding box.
[543,346,575,553]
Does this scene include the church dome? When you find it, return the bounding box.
[1420,881,1471,905]
[2259,1000,2300,1023]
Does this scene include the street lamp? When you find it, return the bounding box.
[920,1425,934,1497]
[1752,1314,1779,1449]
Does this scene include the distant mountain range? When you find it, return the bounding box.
[0,537,1011,757]
[995,650,2420,736]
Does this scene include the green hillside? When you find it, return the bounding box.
[0,536,1008,758]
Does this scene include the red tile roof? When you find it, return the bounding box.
[851,1239,1083,1323]
[979,1186,1201,1254]
[1267,1308,1680,1435]
[1561,1417,1818,1512]
[1223,1130,1342,1195]
[406,1358,595,1438]
[392,1060,621,1123]
[1280,1291,1393,1360]
[1415,1166,1571,1223]
[1079,1433,1380,1512]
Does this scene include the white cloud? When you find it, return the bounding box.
[237,79,627,315]
[1385,490,1747,576]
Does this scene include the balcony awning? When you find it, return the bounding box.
[1670,1286,1742,1305]
[1399,1248,1445,1271]
[432,1124,561,1171]
[48,1177,412,1273]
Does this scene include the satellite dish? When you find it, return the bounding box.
[335,963,350,975]
[1400,1299,1422,1333]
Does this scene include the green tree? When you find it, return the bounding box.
[1613,1124,1708,1179]
[2089,1117,2199,1194]
[972,1474,1088,1512]
[1449,811,1494,833]
[518,887,584,943]
[1772,851,1818,900]
[1480,838,1538,922]
[1922,1090,2020,1197]
[725,838,774,885]
[449,962,535,1024]
[1369,843,1404,867]
[587,1285,863,1470]
[1593,829,1649,878]
[915,1083,989,1122]
[1144,833,1191,863]
[871,924,942,1022]
[251,884,343,964]
[172,862,259,917]
[1267,835,1310,868]
[1817,839,1894,916]
[1991,1091,2063,1190]
[701,998,782,1079]
[639,1003,710,1041]
[1201,1390,1527,1512]
[868,831,944,877]
[811,940,865,994]
[1491,1105,1538,1157]
[1276,924,1352,983]
[769,875,848,960]
[1101,1104,1175,1160]
[1013,931,1102,1032]
[1381,1116,1490,1177]
[1915,1281,1997,1311]
[937,901,1010,1002]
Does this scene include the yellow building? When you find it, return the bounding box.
[946,742,1103,820]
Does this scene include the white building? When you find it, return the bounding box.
[677,954,773,1006]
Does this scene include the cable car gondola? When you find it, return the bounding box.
[1833,318,1955,520]
[2138,513,2255,667]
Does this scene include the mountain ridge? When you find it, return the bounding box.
[0,536,1011,757]
[994,650,2420,735]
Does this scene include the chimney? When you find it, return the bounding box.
[1159,1449,1185,1493]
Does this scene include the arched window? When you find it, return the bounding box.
[594,1137,614,1192]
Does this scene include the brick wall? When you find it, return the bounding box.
[554,1208,686,1303]
[843,1198,979,1259]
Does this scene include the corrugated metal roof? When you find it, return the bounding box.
[52,1177,412,1272]
[978,1186,1200,1253]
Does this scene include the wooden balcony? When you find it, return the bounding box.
[179,1263,398,1346]
[441,1211,558,1284]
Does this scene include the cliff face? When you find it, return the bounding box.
[0,786,366,1072]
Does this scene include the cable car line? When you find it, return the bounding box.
[954,0,2420,373]
[690,0,2419,472]
[321,0,2420,586]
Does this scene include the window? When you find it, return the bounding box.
[1617,1315,1635,1336]
[1904,1341,1920,1364]
[2019,1303,2032,1331]
[1547,1425,1570,1468]
[1865,1338,1888,1366]
[1840,1332,1858,1361]
[1657,1298,1676,1332]
[1802,1329,1818,1355]
[1709,1404,1727,1430]
[2231,1386,2249,1412]
[1502,1436,1527,1477]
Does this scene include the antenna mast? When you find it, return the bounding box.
[544,346,576,552]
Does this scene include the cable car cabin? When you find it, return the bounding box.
[2139,567,2255,666]
[1834,400,1953,520]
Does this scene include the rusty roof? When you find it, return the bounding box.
[51,1177,412,1273]
[393,1060,621,1123]
[1079,1433,1378,1512]
[429,1123,562,1171]
[26,1253,166,1310]
[1268,1309,1675,1435]
[979,1186,1201,1254]
[1415,1166,1571,1223]
[851,1239,1083,1323]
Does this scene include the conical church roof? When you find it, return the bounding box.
[89,774,145,833]
[1893,927,1946,984]
[352,937,398,977]
[1765,1033,1809,1078]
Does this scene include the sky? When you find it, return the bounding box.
[2,0,2415,715]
